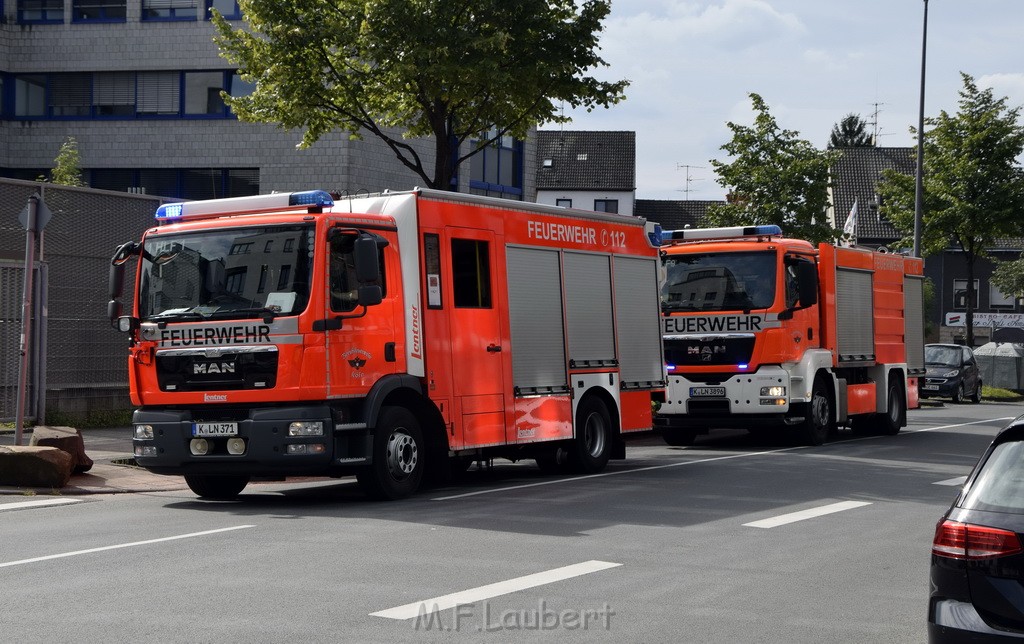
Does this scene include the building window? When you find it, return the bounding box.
[205,0,240,19]
[72,0,126,22]
[142,0,197,21]
[594,199,618,214]
[229,243,253,255]
[225,267,247,294]
[94,72,136,116]
[137,72,180,115]
[18,0,63,23]
[184,72,227,116]
[555,199,572,208]
[87,168,259,198]
[990,283,1016,310]
[50,74,91,117]
[14,75,47,117]
[283,239,294,252]
[953,279,980,310]
[277,265,292,290]
[468,131,524,200]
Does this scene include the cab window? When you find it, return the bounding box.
[330,234,385,312]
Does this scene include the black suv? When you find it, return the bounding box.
[922,343,982,404]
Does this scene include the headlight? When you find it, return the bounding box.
[760,386,786,397]
[134,424,154,439]
[288,421,324,436]
[942,369,960,378]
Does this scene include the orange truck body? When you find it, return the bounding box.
[110,189,665,498]
[656,225,925,445]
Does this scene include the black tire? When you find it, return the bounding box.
[971,381,983,404]
[357,406,424,500]
[952,383,964,404]
[798,377,832,446]
[662,430,697,447]
[536,447,570,474]
[877,379,905,436]
[568,396,612,474]
[184,474,249,500]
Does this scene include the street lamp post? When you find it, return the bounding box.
[913,0,929,258]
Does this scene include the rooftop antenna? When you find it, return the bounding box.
[868,102,895,146]
[676,164,705,198]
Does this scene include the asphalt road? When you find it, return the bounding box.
[2,401,1017,643]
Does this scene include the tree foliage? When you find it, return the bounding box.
[212,0,628,190]
[706,93,840,244]
[45,136,86,187]
[878,73,1024,344]
[829,113,872,148]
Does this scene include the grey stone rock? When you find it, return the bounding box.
[0,446,74,488]
[30,425,94,474]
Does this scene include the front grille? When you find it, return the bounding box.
[665,336,755,366]
[156,348,279,392]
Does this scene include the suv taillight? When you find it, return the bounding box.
[933,520,1024,560]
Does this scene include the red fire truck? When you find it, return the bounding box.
[108,189,665,499]
[655,225,925,446]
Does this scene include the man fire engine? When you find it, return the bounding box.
[108,189,665,500]
[655,225,925,446]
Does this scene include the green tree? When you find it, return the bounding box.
[991,255,1024,305]
[829,113,872,148]
[706,93,840,244]
[212,0,628,191]
[46,136,86,187]
[878,73,1024,345]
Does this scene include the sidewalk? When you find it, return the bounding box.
[0,427,189,496]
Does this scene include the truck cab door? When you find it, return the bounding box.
[444,227,508,447]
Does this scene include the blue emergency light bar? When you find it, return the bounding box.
[662,224,782,243]
[155,190,335,222]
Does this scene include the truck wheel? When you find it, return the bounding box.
[662,430,697,447]
[184,474,249,500]
[971,381,983,404]
[569,396,612,474]
[877,380,905,435]
[799,378,832,446]
[357,406,424,500]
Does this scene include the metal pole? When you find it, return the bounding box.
[913,0,929,258]
[14,195,39,445]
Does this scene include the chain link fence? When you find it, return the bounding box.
[0,179,169,422]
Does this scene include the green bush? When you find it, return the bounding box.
[43,409,134,429]
[982,385,1024,402]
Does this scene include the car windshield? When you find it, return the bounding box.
[961,439,1024,513]
[137,224,314,321]
[925,345,961,367]
[661,251,776,313]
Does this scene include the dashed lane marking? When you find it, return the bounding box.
[743,501,872,529]
[0,498,82,512]
[933,476,968,487]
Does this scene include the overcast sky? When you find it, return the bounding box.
[553,0,1024,201]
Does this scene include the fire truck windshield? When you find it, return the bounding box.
[661,250,776,312]
[138,224,314,321]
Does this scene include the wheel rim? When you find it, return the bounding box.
[583,411,607,458]
[385,430,418,481]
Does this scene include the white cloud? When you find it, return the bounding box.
[977,73,1024,109]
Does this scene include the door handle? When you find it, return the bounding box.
[486,344,502,353]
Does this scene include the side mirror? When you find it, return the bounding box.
[354,234,382,283]
[357,285,383,307]
[109,262,125,300]
[796,261,818,308]
[108,300,123,327]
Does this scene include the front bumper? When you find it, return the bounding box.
[131,404,367,477]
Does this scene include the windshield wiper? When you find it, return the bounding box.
[147,310,206,322]
[206,307,279,322]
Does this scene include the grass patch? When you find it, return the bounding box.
[983,385,1024,402]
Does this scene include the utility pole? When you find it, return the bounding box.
[15,193,52,445]
[913,0,929,258]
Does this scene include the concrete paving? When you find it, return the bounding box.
[0,427,189,495]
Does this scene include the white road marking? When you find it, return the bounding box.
[934,476,967,487]
[0,525,255,569]
[432,415,1011,501]
[743,501,872,529]
[370,560,622,620]
[0,498,82,512]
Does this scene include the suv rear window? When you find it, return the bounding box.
[961,439,1024,513]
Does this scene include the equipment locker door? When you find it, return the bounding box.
[445,227,507,447]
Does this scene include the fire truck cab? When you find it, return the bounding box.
[109,189,665,500]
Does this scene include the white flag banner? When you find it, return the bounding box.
[841,198,858,246]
